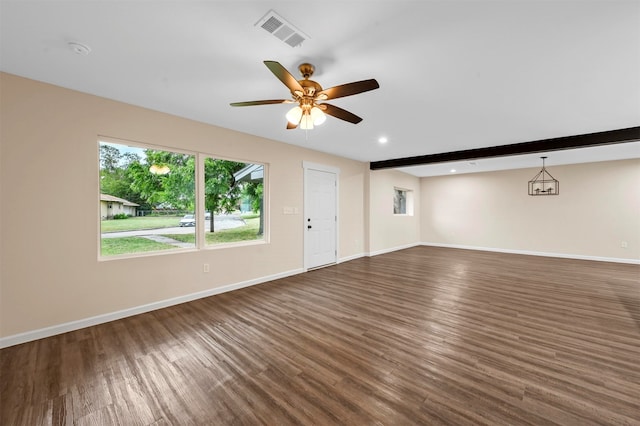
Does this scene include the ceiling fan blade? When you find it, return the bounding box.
[320,103,363,124]
[264,60,304,94]
[286,121,298,130]
[230,99,292,107]
[316,79,379,100]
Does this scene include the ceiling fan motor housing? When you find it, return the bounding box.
[297,79,322,98]
[298,63,315,78]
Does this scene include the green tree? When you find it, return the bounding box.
[100,143,254,228]
[127,150,196,211]
[204,158,245,232]
[242,181,263,213]
[99,143,148,208]
[126,161,166,207]
[242,181,264,235]
[99,144,121,172]
[148,150,195,211]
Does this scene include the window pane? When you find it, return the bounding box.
[394,189,407,214]
[204,158,264,246]
[99,141,195,257]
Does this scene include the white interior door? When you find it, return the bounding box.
[304,167,337,269]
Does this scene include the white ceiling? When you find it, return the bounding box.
[1,1,639,176]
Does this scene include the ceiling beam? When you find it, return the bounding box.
[369,126,640,170]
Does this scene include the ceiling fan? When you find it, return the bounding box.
[230,61,379,129]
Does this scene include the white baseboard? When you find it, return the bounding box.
[0,268,304,349]
[421,242,640,265]
[4,243,635,349]
[338,252,365,263]
[368,242,422,258]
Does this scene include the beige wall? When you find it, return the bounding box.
[368,169,421,254]
[2,72,637,342]
[420,159,640,261]
[0,73,367,338]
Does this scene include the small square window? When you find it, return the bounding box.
[394,188,414,216]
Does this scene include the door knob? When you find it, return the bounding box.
[307,225,312,229]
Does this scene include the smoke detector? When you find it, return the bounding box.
[68,41,91,55]
[255,10,309,48]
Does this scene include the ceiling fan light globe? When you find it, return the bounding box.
[286,106,303,124]
[300,114,314,130]
[310,107,326,125]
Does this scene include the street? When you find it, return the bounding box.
[102,215,245,238]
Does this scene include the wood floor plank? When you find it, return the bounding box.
[1,246,639,424]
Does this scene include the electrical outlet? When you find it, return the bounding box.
[203,263,210,273]
[621,241,628,248]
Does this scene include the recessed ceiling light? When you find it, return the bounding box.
[68,41,91,55]
[378,137,388,144]
[450,169,457,173]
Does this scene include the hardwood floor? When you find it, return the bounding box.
[1,246,639,425]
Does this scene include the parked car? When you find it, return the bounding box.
[179,214,196,227]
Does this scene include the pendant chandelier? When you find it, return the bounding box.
[528,156,559,196]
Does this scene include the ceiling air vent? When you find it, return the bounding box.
[256,10,309,48]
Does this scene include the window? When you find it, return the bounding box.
[394,188,407,214]
[99,138,266,258]
[393,187,414,216]
[204,157,264,247]
[99,141,196,257]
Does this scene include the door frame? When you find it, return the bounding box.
[302,161,340,271]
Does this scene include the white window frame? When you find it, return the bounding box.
[98,137,268,260]
[200,153,269,251]
[393,187,414,216]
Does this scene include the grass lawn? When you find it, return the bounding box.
[101,216,182,232]
[164,217,262,245]
[101,236,176,256]
[101,215,262,256]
